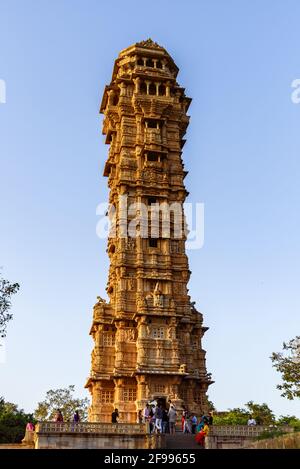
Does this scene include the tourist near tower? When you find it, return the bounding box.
[85,39,213,423]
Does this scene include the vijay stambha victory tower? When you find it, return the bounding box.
[85,39,212,423]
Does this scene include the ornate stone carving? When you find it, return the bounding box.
[136,38,163,49]
[86,40,211,424]
[153,283,164,307]
[126,237,136,251]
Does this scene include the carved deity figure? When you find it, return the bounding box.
[128,278,135,290]
[137,296,147,310]
[153,282,164,307]
[157,342,164,359]
[126,237,135,251]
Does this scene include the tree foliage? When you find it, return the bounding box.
[213,407,249,425]
[245,401,275,425]
[271,336,300,400]
[213,401,275,425]
[276,415,300,430]
[0,274,20,339]
[34,385,89,422]
[0,397,34,443]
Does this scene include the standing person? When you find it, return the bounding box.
[137,409,143,424]
[71,410,80,432]
[181,406,187,432]
[247,415,257,426]
[55,409,64,422]
[73,410,80,423]
[111,408,119,423]
[162,408,169,434]
[149,407,155,434]
[168,404,177,435]
[155,404,163,433]
[142,404,150,423]
[208,411,213,426]
[22,422,35,445]
[195,420,209,447]
[191,414,198,434]
[183,411,191,433]
[196,414,206,432]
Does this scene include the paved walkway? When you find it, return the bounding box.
[0,444,33,449]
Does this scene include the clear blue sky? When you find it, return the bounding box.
[1,0,299,417]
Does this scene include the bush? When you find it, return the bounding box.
[0,398,35,443]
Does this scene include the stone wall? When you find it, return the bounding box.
[247,432,300,449]
[205,425,294,449]
[34,422,164,449]
[35,432,148,449]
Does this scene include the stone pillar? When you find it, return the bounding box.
[166,82,170,97]
[134,77,140,94]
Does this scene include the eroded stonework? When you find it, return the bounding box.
[85,39,212,423]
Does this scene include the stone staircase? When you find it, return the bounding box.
[165,432,202,449]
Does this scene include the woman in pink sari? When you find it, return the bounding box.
[22,422,35,445]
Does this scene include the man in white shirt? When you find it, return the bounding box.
[247,415,257,426]
[168,405,177,435]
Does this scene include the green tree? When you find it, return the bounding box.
[34,385,89,422]
[276,415,300,430]
[0,274,20,340]
[0,397,34,443]
[271,336,300,400]
[213,402,275,425]
[213,407,249,425]
[245,401,275,425]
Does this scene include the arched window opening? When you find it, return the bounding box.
[140,82,147,94]
[146,58,154,67]
[147,152,159,162]
[158,84,166,96]
[149,83,156,95]
[147,120,159,129]
[149,238,158,248]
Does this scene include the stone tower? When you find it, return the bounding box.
[85,39,212,423]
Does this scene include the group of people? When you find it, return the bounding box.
[193,412,213,447]
[181,408,213,435]
[53,409,80,423]
[136,400,213,446]
[139,401,178,434]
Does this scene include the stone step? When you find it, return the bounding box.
[165,433,202,449]
[0,444,33,450]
